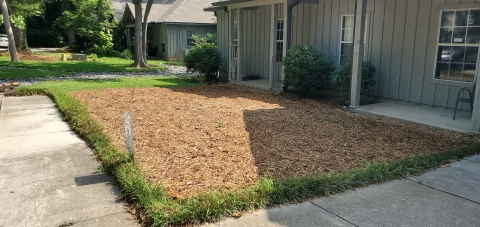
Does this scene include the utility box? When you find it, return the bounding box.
[72,54,87,61]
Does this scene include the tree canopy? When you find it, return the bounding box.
[56,0,114,41]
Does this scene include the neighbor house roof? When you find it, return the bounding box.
[112,0,128,20]
[124,0,216,24]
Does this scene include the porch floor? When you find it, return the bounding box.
[356,101,472,133]
[233,79,270,90]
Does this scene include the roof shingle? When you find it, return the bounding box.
[115,0,216,24]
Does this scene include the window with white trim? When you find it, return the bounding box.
[339,15,368,64]
[160,29,166,53]
[276,19,284,62]
[435,9,480,82]
[186,30,196,47]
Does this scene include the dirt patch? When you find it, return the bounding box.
[71,85,477,199]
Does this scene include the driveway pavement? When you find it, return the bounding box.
[205,155,480,227]
[0,96,138,227]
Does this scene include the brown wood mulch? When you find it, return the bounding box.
[0,51,58,61]
[71,85,477,199]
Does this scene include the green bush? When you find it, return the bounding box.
[332,59,377,100]
[89,53,98,61]
[88,32,119,57]
[27,28,65,47]
[282,45,335,95]
[120,49,132,60]
[184,34,221,83]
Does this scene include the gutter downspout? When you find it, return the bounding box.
[287,0,300,50]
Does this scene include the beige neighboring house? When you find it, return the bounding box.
[118,0,216,62]
[205,0,480,133]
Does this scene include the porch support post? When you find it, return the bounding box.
[228,9,234,81]
[350,0,367,108]
[282,1,288,83]
[470,79,480,133]
[237,8,244,82]
[269,4,276,89]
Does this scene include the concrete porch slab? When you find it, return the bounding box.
[233,79,271,90]
[356,101,471,132]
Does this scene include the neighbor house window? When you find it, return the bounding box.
[435,9,480,82]
[160,29,166,53]
[276,19,284,62]
[339,15,368,64]
[186,30,196,47]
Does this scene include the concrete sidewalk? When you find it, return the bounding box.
[205,156,480,227]
[0,96,138,227]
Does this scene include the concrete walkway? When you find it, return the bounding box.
[0,96,138,227]
[205,155,480,227]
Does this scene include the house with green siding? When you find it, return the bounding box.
[205,0,480,133]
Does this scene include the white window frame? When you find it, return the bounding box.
[160,29,166,53]
[276,19,285,62]
[338,14,369,65]
[186,30,196,47]
[433,8,480,83]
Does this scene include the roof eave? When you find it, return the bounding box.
[204,6,225,11]
[211,0,251,7]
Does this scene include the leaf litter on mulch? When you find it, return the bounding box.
[71,85,477,199]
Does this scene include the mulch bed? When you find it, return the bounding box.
[71,85,477,199]
[0,51,58,61]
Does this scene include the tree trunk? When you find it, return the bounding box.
[11,24,25,50]
[141,0,154,65]
[62,0,75,47]
[0,0,19,62]
[131,1,147,68]
[67,30,75,47]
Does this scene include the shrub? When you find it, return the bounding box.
[184,34,221,83]
[120,49,132,60]
[282,45,335,95]
[332,59,377,100]
[88,32,116,57]
[89,53,98,61]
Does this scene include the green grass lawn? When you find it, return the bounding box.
[0,68,73,80]
[22,76,196,92]
[0,56,168,73]
[15,79,480,226]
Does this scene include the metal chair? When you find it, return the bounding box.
[453,80,476,120]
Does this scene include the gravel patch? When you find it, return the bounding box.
[0,65,199,85]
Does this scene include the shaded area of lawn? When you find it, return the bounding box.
[0,56,167,73]
[0,68,73,80]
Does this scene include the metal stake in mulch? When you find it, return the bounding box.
[124,112,135,161]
